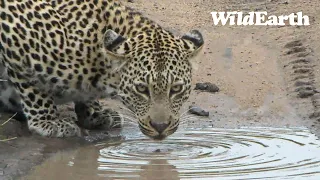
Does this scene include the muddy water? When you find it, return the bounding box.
[23,127,320,180]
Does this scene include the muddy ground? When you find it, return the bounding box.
[1,0,320,179]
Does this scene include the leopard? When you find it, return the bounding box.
[0,0,204,140]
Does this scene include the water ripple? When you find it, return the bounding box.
[97,127,320,179]
[24,127,320,180]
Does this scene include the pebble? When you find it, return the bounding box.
[188,105,209,117]
[194,82,219,93]
[154,149,161,152]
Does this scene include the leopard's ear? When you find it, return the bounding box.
[181,30,204,58]
[103,29,127,57]
[181,30,204,71]
[103,30,129,72]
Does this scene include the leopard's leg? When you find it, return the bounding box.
[14,83,81,137]
[74,100,123,130]
[0,69,25,120]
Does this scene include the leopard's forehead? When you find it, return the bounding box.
[126,29,187,57]
[127,52,192,80]
[127,31,191,68]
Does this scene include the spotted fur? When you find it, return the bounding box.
[0,0,204,139]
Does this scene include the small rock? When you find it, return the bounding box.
[188,105,209,117]
[194,82,219,93]
[298,91,314,98]
[154,149,161,152]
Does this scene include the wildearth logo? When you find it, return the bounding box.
[211,12,310,26]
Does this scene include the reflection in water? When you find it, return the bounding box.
[24,127,320,180]
[139,159,179,180]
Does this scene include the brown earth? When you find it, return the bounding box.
[1,0,320,179]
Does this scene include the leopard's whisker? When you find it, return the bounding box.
[107,114,138,124]
[179,106,198,118]
[111,121,138,128]
[178,116,196,124]
[109,115,137,122]
[179,117,198,125]
[179,114,195,120]
[118,106,136,117]
[121,112,136,118]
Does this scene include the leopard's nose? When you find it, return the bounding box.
[150,121,170,134]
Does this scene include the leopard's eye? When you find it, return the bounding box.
[170,85,183,94]
[135,84,149,95]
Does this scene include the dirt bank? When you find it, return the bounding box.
[1,0,320,179]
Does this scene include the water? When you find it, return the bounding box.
[24,127,320,180]
[222,47,233,69]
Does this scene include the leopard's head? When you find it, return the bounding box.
[103,28,203,140]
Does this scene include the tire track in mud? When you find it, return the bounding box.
[281,40,320,128]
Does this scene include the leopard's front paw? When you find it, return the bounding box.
[28,118,82,137]
[99,108,123,129]
[75,104,123,129]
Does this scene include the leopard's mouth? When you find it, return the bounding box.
[150,134,167,140]
[138,123,178,140]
